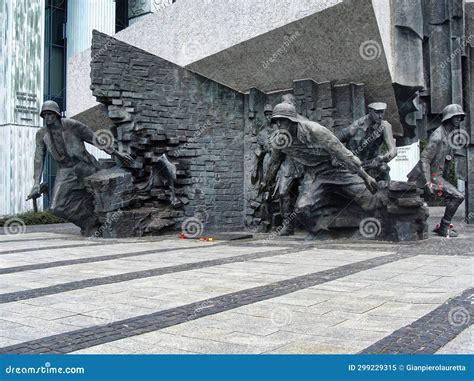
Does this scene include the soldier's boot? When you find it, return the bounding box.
[438,197,464,237]
[277,196,295,236]
[438,218,459,238]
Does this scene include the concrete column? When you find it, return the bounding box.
[0,0,44,216]
[66,0,115,160]
[66,0,116,61]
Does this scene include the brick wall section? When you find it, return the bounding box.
[90,31,245,230]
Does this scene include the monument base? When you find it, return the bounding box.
[99,207,179,238]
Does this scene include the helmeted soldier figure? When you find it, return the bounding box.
[407,103,466,237]
[263,101,380,237]
[336,102,397,183]
[252,104,276,188]
[28,101,133,236]
[271,94,304,236]
[251,104,276,231]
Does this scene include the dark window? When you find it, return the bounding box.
[115,0,129,33]
[43,0,67,208]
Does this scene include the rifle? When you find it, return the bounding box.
[26,182,48,212]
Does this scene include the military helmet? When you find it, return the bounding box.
[40,100,61,118]
[441,104,465,123]
[271,102,298,123]
[263,104,273,113]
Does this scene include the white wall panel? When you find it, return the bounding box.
[0,0,44,216]
[0,125,40,216]
[388,141,420,182]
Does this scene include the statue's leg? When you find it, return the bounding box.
[50,165,100,236]
[338,182,381,212]
[277,176,297,236]
[436,180,464,237]
[294,170,325,234]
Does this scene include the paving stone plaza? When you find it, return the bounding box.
[1,210,472,355]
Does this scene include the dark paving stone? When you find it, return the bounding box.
[0,251,414,354]
[0,223,80,236]
[0,245,317,304]
[360,287,474,354]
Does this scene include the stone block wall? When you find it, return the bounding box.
[90,31,245,231]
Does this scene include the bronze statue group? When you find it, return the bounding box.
[251,95,465,239]
[31,99,466,239]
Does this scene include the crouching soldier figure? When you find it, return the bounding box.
[263,101,380,237]
[28,101,133,236]
[407,104,466,237]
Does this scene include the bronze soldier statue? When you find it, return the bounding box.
[251,104,276,230]
[263,101,380,237]
[28,101,133,236]
[336,102,397,183]
[271,94,304,236]
[252,104,276,190]
[408,104,466,237]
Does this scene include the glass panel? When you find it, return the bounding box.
[50,46,65,97]
[51,9,65,45]
[52,0,66,9]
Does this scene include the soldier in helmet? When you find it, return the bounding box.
[271,94,304,236]
[408,104,466,237]
[336,102,397,183]
[263,101,380,237]
[28,101,133,236]
[251,104,276,230]
[252,104,275,188]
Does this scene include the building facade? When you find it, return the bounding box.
[0,0,128,216]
